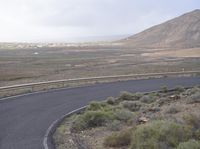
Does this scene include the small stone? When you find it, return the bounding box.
[138,117,149,123]
[169,95,180,100]
[149,107,160,112]
[69,139,74,144]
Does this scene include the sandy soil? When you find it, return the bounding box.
[142,48,200,58]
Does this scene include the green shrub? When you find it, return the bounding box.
[165,105,181,114]
[149,92,160,97]
[177,140,200,149]
[70,115,87,132]
[187,92,200,104]
[146,106,161,113]
[87,101,111,111]
[131,120,192,149]
[106,120,122,131]
[119,91,143,101]
[174,86,185,93]
[57,124,66,135]
[119,91,133,100]
[104,129,132,147]
[71,111,114,132]
[134,92,143,100]
[194,129,200,140]
[161,85,168,93]
[122,101,142,111]
[147,92,160,100]
[185,87,200,96]
[158,97,168,105]
[183,113,200,129]
[140,95,156,104]
[115,109,135,122]
[106,97,115,105]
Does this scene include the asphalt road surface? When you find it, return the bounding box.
[0,77,200,149]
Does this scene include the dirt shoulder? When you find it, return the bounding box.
[141,48,200,58]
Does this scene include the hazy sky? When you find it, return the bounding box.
[0,0,199,42]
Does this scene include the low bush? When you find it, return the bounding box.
[106,120,122,131]
[87,101,111,111]
[71,111,114,132]
[149,92,160,97]
[131,120,192,149]
[177,140,200,149]
[187,92,200,104]
[161,85,168,93]
[119,91,133,101]
[157,97,168,105]
[165,105,181,114]
[104,129,132,147]
[57,124,66,135]
[122,101,142,111]
[174,86,185,93]
[184,87,200,96]
[119,91,143,101]
[194,129,200,140]
[183,113,200,130]
[140,95,156,104]
[106,97,115,105]
[147,106,161,113]
[115,109,135,122]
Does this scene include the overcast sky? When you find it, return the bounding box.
[0,0,199,42]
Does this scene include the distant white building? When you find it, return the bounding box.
[34,52,39,55]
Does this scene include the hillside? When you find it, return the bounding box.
[121,9,200,49]
[54,86,200,149]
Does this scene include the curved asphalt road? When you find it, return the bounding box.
[0,77,200,149]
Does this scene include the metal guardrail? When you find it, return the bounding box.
[0,71,199,98]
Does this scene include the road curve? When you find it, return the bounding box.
[0,77,199,149]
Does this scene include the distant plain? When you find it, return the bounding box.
[0,45,199,87]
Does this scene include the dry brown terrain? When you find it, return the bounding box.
[0,46,199,87]
[0,9,199,87]
[142,48,200,57]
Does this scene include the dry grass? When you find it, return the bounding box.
[0,47,199,87]
[142,48,200,58]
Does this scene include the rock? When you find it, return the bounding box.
[138,117,149,124]
[148,107,160,112]
[169,95,180,100]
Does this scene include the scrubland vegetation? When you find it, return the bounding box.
[54,86,200,149]
[0,47,200,88]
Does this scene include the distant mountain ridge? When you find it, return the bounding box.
[121,9,200,49]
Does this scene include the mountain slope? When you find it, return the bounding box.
[121,9,200,49]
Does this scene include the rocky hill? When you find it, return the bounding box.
[121,9,200,49]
